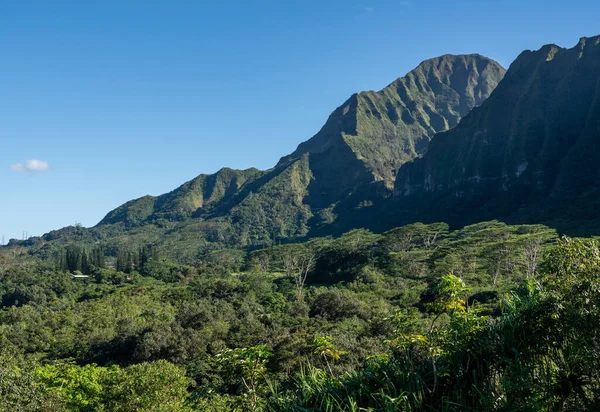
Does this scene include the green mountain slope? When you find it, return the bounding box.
[390,35,600,234]
[279,54,506,198]
[99,167,264,226]
[70,54,503,254]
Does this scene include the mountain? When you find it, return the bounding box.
[389,35,600,234]
[99,167,264,226]
[73,54,503,254]
[279,54,506,202]
[13,34,600,258]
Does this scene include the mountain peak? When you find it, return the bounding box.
[280,54,505,193]
[93,53,506,244]
[578,34,600,45]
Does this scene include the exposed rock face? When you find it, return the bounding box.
[280,54,506,204]
[394,36,600,229]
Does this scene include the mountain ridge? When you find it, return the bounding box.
[279,53,506,190]
[386,35,600,232]
[88,53,505,251]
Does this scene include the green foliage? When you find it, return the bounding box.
[104,361,193,412]
[428,273,470,314]
[312,336,347,377]
[35,361,192,411]
[272,235,600,410]
[35,363,105,410]
[3,220,600,410]
[216,345,271,410]
[0,354,63,411]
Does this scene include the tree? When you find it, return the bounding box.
[427,274,470,333]
[80,250,91,276]
[104,361,192,412]
[257,252,271,273]
[65,246,81,273]
[426,274,472,393]
[523,237,542,280]
[0,254,14,276]
[139,246,149,271]
[125,252,133,273]
[216,345,271,411]
[382,222,449,253]
[483,242,514,286]
[115,249,132,273]
[312,336,347,377]
[422,223,448,248]
[283,246,315,302]
[0,354,63,411]
[91,246,106,269]
[35,363,105,410]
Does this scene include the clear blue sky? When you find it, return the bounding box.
[1,0,599,242]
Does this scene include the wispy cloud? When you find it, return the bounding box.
[399,1,411,6]
[11,159,50,173]
[365,6,375,13]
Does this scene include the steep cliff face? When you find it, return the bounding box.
[394,36,600,228]
[280,54,506,198]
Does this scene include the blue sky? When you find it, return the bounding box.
[1,0,599,242]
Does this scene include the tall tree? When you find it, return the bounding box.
[65,246,81,273]
[81,250,91,276]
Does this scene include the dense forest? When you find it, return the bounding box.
[3,220,600,410]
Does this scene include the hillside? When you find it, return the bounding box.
[99,167,265,226]
[12,35,600,256]
[47,54,504,256]
[386,35,600,234]
[279,54,506,199]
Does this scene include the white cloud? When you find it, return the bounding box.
[11,159,50,173]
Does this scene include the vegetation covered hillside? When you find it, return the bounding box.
[3,221,600,410]
[4,35,600,411]
[11,54,504,257]
[390,35,600,234]
[279,54,506,192]
[18,36,600,257]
